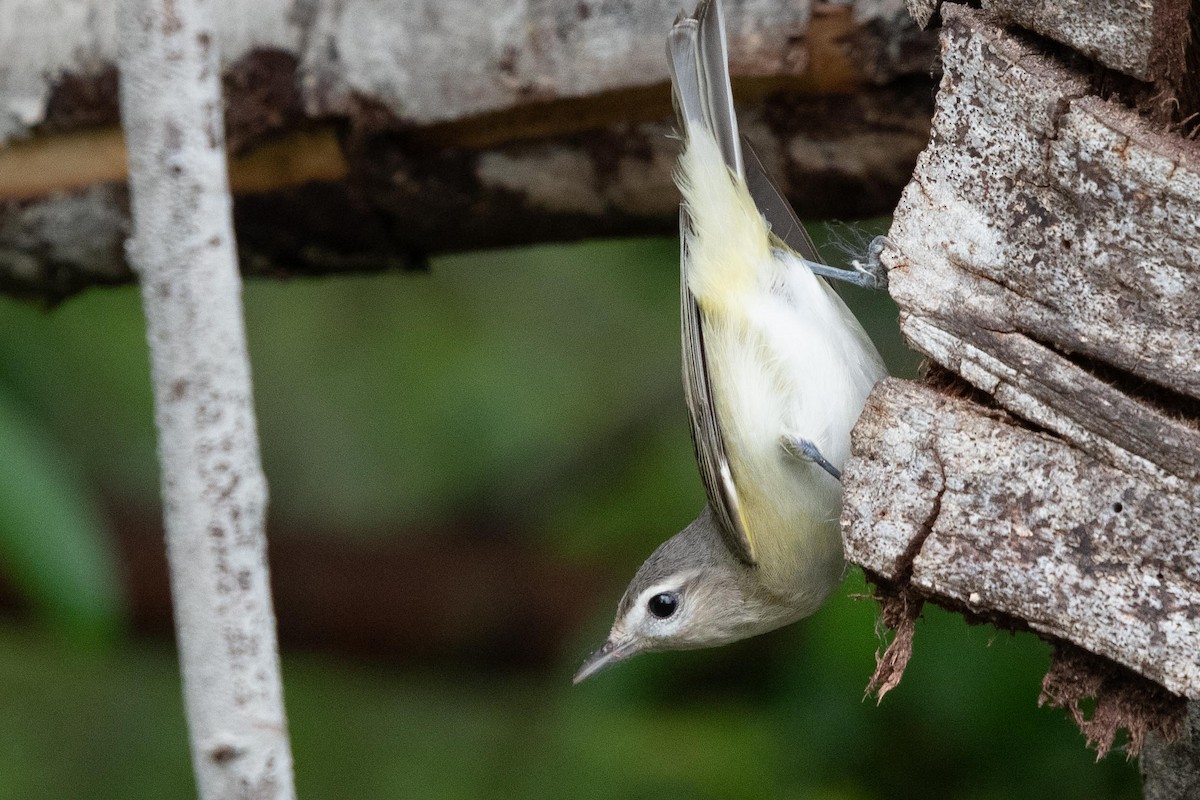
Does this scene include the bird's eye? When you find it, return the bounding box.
[647,592,679,619]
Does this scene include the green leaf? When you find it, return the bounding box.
[0,387,125,644]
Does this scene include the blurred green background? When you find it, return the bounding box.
[0,229,1139,799]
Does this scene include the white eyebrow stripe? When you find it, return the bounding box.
[632,570,705,615]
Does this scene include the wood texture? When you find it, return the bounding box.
[1,0,930,145]
[0,0,937,299]
[843,379,1200,700]
[979,0,1184,83]
[884,5,1200,483]
[905,0,940,29]
[1142,703,1200,800]
[842,6,1200,765]
[117,0,296,795]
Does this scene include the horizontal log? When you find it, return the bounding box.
[843,379,1200,700]
[1,1,930,145]
[0,83,934,298]
[884,6,1200,483]
[0,1,937,298]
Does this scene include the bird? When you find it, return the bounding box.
[574,0,888,684]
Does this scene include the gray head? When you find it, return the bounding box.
[574,505,799,683]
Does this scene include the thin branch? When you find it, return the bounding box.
[116,0,296,797]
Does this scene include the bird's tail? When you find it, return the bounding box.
[670,0,769,308]
[668,0,742,179]
[670,0,826,264]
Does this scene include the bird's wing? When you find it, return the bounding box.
[670,0,755,565]
[740,135,821,263]
[678,210,754,565]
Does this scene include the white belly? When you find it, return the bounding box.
[702,251,885,605]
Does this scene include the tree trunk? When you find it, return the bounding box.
[1143,703,1200,800]
[117,0,296,796]
[841,0,1200,775]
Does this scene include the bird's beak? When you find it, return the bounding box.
[572,636,640,684]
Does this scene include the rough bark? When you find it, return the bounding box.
[0,0,937,299]
[2,0,928,143]
[1143,703,1200,800]
[841,3,1200,765]
[979,0,1190,85]
[117,0,296,797]
[917,0,1197,127]
[904,0,940,29]
[844,379,1200,700]
[885,5,1200,477]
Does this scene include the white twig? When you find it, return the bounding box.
[116,1,296,797]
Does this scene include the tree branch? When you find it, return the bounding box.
[0,0,937,299]
[117,0,296,796]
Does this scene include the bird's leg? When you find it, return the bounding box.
[796,235,891,291]
[781,435,842,482]
[852,235,891,290]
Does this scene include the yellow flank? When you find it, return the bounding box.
[676,129,771,316]
[741,474,843,607]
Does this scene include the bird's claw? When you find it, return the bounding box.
[848,235,892,291]
[782,435,842,482]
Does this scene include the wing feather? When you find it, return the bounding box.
[740,135,821,263]
[671,0,756,565]
[678,209,754,564]
[696,0,742,177]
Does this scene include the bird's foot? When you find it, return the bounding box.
[847,235,892,291]
[796,235,891,291]
[781,435,842,482]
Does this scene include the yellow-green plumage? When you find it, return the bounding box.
[675,130,768,313]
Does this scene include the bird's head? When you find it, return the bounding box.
[573,506,800,683]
